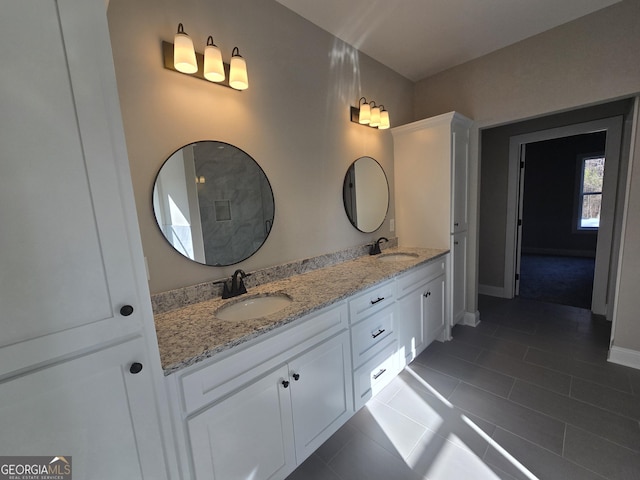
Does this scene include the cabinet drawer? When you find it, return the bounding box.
[396,257,446,299]
[350,303,395,368]
[180,302,347,415]
[353,341,399,411]
[349,280,395,324]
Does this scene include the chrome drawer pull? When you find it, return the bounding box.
[372,368,386,380]
[370,297,385,305]
[371,328,386,339]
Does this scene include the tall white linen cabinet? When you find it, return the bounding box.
[392,112,475,331]
[0,1,175,478]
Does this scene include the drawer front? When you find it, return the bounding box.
[350,303,395,368]
[396,257,446,299]
[180,302,348,415]
[349,280,395,324]
[353,341,399,410]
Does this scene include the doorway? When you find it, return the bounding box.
[516,132,605,309]
[506,117,623,317]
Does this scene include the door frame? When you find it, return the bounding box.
[505,116,623,318]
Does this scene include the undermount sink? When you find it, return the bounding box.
[377,252,419,262]
[215,293,293,321]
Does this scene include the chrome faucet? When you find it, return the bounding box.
[218,269,251,299]
[369,237,388,255]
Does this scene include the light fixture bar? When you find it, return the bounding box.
[162,41,237,90]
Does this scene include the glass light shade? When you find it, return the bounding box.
[379,109,390,129]
[359,102,371,124]
[204,39,225,82]
[370,106,381,127]
[173,25,197,74]
[229,49,248,90]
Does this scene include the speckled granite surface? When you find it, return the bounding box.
[154,246,447,375]
[151,238,398,315]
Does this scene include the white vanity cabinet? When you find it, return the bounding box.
[348,281,400,410]
[169,303,353,480]
[396,256,448,367]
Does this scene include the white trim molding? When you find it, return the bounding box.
[608,346,640,370]
[463,310,480,327]
[478,284,509,298]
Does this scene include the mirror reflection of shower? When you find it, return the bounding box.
[153,141,275,266]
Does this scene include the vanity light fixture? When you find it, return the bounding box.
[195,176,206,184]
[229,47,249,90]
[204,36,225,82]
[173,23,197,74]
[350,98,391,130]
[163,23,249,90]
[357,97,370,124]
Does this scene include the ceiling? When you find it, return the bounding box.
[275,0,621,81]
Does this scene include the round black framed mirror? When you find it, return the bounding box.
[152,141,275,266]
[342,156,389,233]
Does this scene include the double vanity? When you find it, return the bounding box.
[155,246,449,480]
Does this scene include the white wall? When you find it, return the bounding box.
[413,0,640,354]
[107,0,413,294]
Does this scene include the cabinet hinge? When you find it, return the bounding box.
[517,219,522,226]
[515,273,520,280]
[520,161,525,169]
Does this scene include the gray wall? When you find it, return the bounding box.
[413,0,640,353]
[107,0,413,294]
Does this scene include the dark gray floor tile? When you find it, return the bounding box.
[327,431,422,480]
[449,382,566,454]
[627,368,640,396]
[385,378,496,458]
[287,453,342,480]
[524,347,633,392]
[476,350,571,395]
[509,380,640,452]
[564,425,640,480]
[421,337,483,362]
[406,430,499,480]
[399,362,460,399]
[485,427,606,480]
[451,325,529,360]
[314,421,359,463]
[480,314,538,334]
[415,349,515,398]
[571,377,640,420]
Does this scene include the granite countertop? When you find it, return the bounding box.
[154,246,448,375]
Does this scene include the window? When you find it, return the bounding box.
[577,155,605,230]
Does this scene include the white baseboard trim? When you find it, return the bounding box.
[462,311,480,327]
[478,284,510,298]
[608,346,640,370]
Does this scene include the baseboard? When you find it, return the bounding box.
[608,346,640,370]
[462,311,480,327]
[478,284,509,298]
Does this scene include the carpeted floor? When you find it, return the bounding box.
[518,254,595,309]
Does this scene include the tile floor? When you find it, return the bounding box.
[287,295,640,480]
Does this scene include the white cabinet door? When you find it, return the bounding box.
[0,2,172,478]
[188,365,296,480]
[0,337,168,480]
[396,286,425,366]
[289,332,353,461]
[452,232,467,325]
[452,123,470,233]
[0,0,145,375]
[424,274,446,347]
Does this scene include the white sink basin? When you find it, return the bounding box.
[215,294,293,321]
[377,252,419,262]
